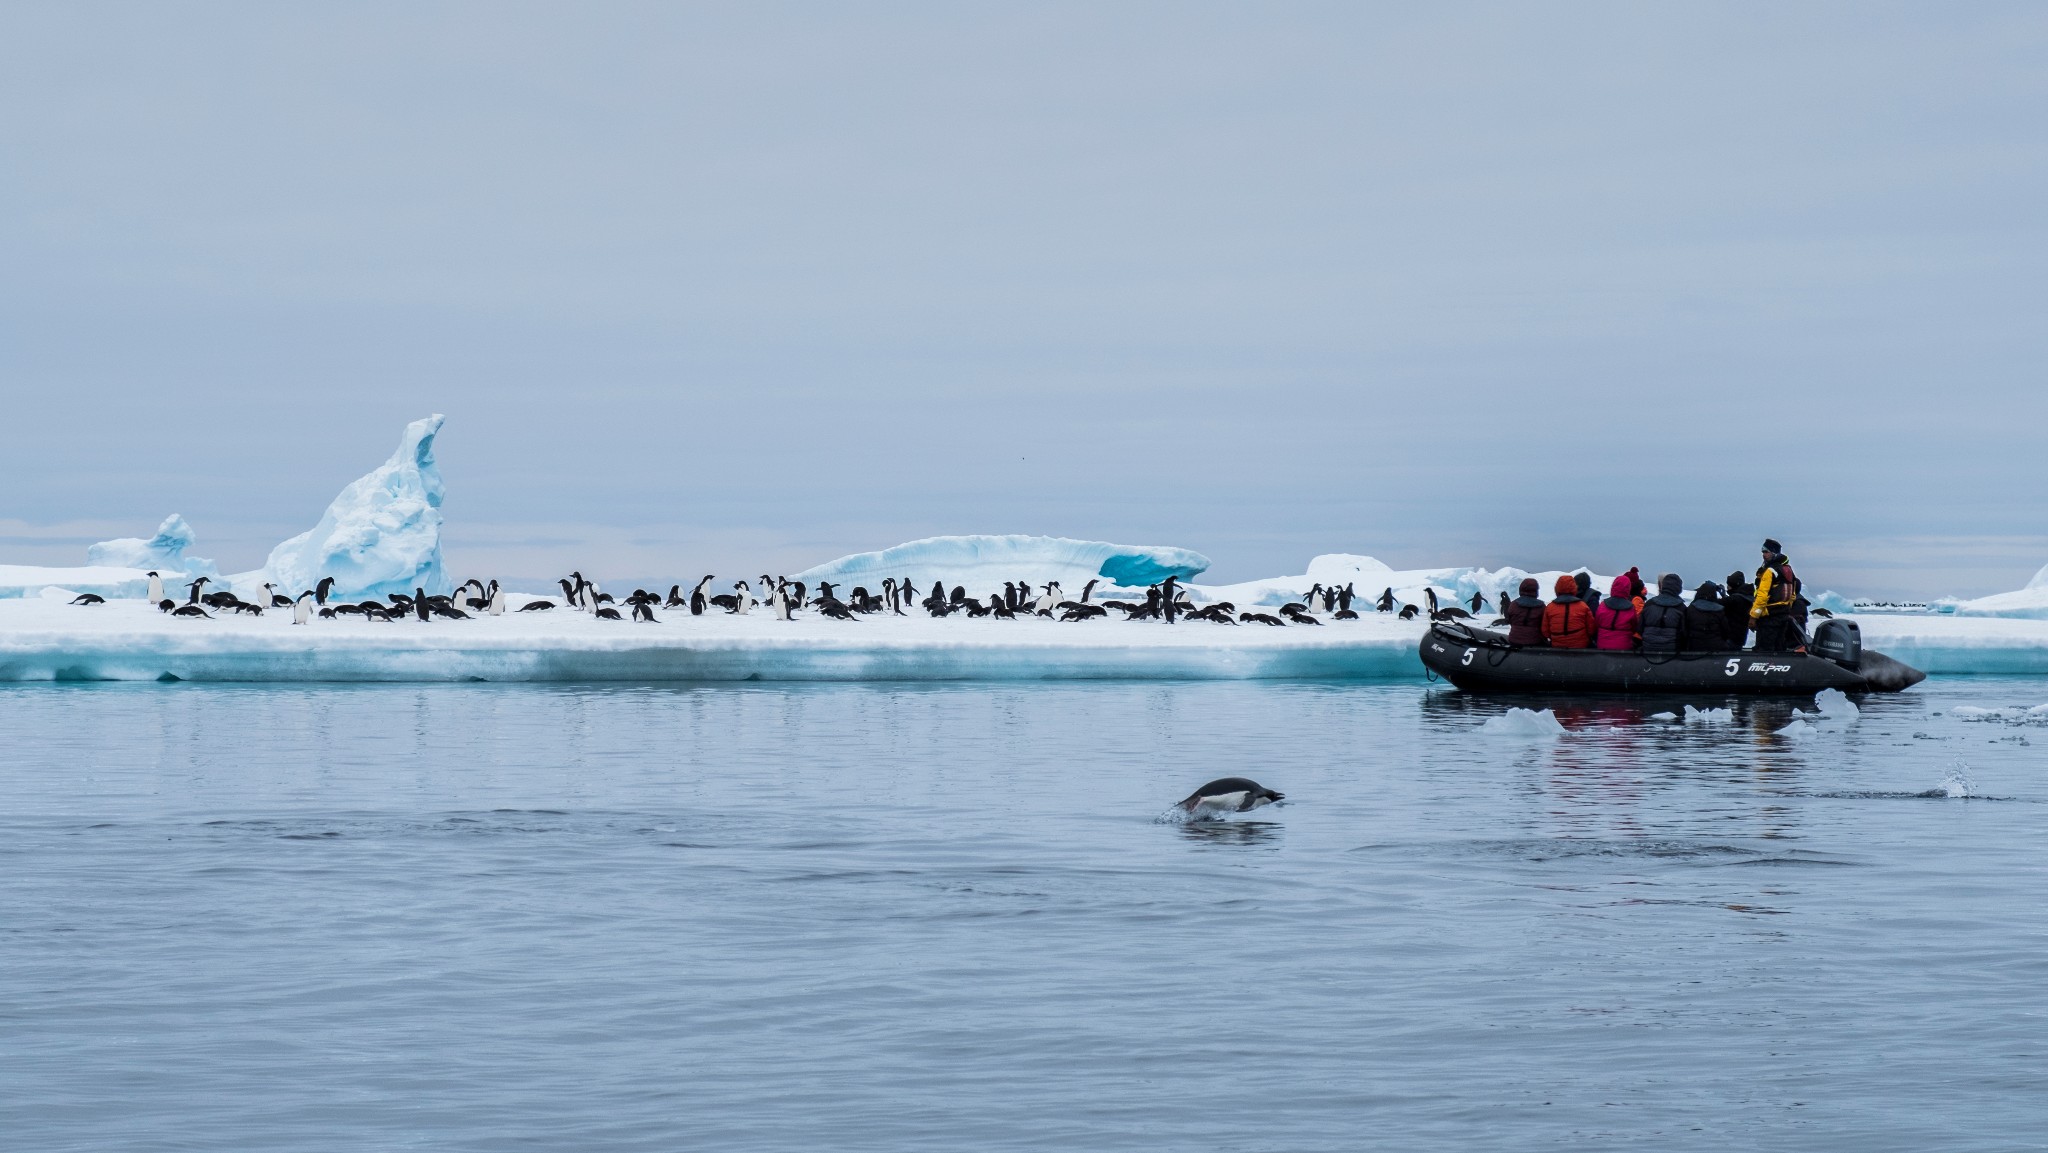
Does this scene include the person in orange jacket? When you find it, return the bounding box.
[1542,573,1597,649]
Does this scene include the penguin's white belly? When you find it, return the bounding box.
[1191,791,1252,813]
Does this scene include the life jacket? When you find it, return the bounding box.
[1755,561,1798,615]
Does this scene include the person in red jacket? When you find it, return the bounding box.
[1503,577,1547,645]
[1542,574,1596,649]
[1594,574,1640,650]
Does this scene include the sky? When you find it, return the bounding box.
[3,3,2045,598]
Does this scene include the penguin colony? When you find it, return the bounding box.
[75,570,1480,628]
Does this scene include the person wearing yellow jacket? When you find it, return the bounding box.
[1750,538,1803,652]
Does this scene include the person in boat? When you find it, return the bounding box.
[1683,581,1732,651]
[1637,573,1693,653]
[1502,577,1547,645]
[1722,571,1755,649]
[1594,574,1641,650]
[1750,539,1804,652]
[1572,571,1597,609]
[1542,575,1596,649]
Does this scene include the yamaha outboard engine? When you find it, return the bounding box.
[1811,618,1862,668]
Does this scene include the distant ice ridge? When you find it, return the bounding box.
[1952,562,2048,620]
[85,514,218,578]
[1199,556,1609,612]
[796,535,1210,596]
[254,415,450,601]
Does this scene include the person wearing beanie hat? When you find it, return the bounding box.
[1638,573,1690,654]
[1503,576,1547,646]
[1751,538,1804,651]
[1542,573,1597,649]
[1684,581,1732,651]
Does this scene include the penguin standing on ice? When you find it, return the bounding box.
[772,581,793,621]
[488,581,506,615]
[1177,777,1285,816]
[292,592,314,625]
[730,580,751,614]
[690,576,713,616]
[146,571,164,604]
[315,576,336,606]
[415,587,431,622]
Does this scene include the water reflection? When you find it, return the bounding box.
[1177,819,1282,847]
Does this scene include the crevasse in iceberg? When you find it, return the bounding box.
[258,415,450,600]
[84,514,218,578]
[796,535,1210,595]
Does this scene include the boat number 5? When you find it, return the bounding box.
[1461,648,1475,666]
[1724,659,1740,677]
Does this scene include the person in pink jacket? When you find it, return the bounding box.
[1594,574,1641,650]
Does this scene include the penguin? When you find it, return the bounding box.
[415,587,431,622]
[664,584,686,609]
[265,583,292,609]
[1177,777,1284,816]
[1160,576,1181,623]
[157,598,176,613]
[1059,604,1107,621]
[185,576,211,604]
[315,576,336,606]
[145,571,164,604]
[1376,587,1395,613]
[690,576,714,616]
[1398,604,1421,620]
[171,602,212,618]
[293,592,314,625]
[559,578,580,608]
[730,580,751,614]
[1424,588,1440,618]
[1239,611,1286,626]
[1002,582,1017,611]
[1078,578,1099,604]
[987,594,1015,620]
[1279,604,1322,625]
[1034,582,1061,615]
[1467,590,1485,614]
[1337,583,1355,613]
[631,599,657,623]
[881,577,898,615]
[488,581,506,616]
[595,604,624,621]
[70,592,106,605]
[772,581,792,621]
[517,599,556,612]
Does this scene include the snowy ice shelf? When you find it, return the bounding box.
[2,598,2044,683]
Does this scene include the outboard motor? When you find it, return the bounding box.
[1811,618,1862,668]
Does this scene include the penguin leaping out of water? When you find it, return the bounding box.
[1177,777,1284,817]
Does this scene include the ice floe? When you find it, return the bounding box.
[1481,708,1567,738]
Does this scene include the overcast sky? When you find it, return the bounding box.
[3,3,2044,597]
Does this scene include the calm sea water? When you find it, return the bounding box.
[3,678,2045,1151]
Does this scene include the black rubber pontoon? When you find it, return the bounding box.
[1418,621,1925,695]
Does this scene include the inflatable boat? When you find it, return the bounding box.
[1418,618,1925,695]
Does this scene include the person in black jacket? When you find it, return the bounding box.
[1721,571,1754,650]
[1684,582,1731,651]
[1638,573,1690,653]
[1502,577,1547,645]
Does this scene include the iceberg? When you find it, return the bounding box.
[256,415,450,601]
[1953,562,2048,620]
[84,514,218,578]
[796,535,1210,597]
[1198,556,1611,612]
